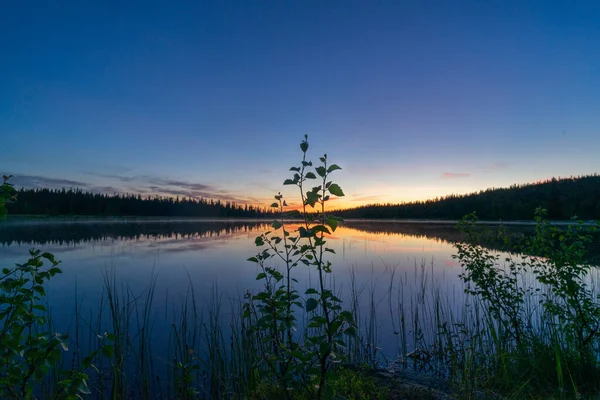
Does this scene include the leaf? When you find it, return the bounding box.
[312,225,331,234]
[255,237,264,246]
[316,166,327,177]
[78,379,92,395]
[256,273,266,280]
[328,183,344,197]
[305,172,317,179]
[290,166,301,172]
[56,333,69,351]
[272,220,282,230]
[344,326,357,337]
[305,191,319,208]
[101,345,114,358]
[270,202,279,208]
[300,139,309,153]
[283,179,295,185]
[326,217,338,232]
[306,298,318,312]
[305,288,318,295]
[247,257,259,263]
[327,164,342,173]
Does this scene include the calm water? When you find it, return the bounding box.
[0,218,512,359]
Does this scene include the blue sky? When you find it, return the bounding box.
[2,1,599,208]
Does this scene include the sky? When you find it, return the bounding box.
[1,1,599,209]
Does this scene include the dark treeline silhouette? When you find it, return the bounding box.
[336,174,600,220]
[0,220,268,247]
[7,188,275,218]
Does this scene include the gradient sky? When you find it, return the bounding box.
[2,1,599,209]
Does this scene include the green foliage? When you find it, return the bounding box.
[247,367,387,400]
[245,135,356,399]
[526,208,600,351]
[454,213,528,344]
[0,249,66,398]
[453,209,600,396]
[0,175,113,399]
[325,367,388,400]
[0,175,17,218]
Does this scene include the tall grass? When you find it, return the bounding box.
[26,250,594,399]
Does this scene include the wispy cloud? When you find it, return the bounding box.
[8,174,128,195]
[10,171,264,205]
[10,174,89,188]
[479,163,510,174]
[83,172,259,204]
[349,194,386,202]
[440,172,471,179]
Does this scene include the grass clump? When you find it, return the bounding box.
[445,210,600,398]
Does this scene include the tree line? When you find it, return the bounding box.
[335,174,600,220]
[7,174,600,220]
[7,188,275,218]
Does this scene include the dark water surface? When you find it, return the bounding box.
[0,218,530,360]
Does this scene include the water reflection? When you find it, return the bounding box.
[0,219,488,247]
[0,219,269,246]
[0,218,533,363]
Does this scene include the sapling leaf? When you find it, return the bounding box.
[306,298,318,312]
[328,183,344,197]
[327,164,341,173]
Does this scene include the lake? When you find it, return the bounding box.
[0,218,489,360]
[3,217,600,396]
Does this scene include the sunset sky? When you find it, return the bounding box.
[2,1,599,209]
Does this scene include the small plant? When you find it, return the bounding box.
[245,135,356,399]
[0,175,17,218]
[454,213,528,345]
[453,209,600,396]
[0,175,113,399]
[524,208,600,386]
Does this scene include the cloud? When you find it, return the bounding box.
[8,174,128,195]
[11,171,263,205]
[479,163,510,174]
[440,172,471,179]
[83,172,260,204]
[10,174,89,188]
[349,195,386,202]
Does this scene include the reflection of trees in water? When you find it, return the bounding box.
[344,221,600,265]
[0,221,269,246]
[3,220,598,264]
[343,221,470,244]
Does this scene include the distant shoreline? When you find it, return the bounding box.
[2,215,596,227]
